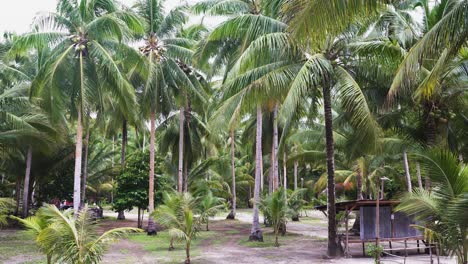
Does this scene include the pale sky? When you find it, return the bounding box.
[0,0,222,36]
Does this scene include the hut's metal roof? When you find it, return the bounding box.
[315,200,400,212]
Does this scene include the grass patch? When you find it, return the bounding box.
[225,229,240,235]
[0,230,44,263]
[299,217,327,226]
[128,230,218,263]
[238,231,301,248]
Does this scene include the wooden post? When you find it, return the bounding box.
[345,206,349,257]
[376,179,381,263]
[429,241,433,264]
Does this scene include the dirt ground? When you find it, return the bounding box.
[98,209,456,264]
[0,209,457,264]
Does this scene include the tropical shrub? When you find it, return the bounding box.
[113,151,171,227]
[366,243,383,264]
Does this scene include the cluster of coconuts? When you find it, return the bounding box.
[70,34,89,54]
[429,107,457,123]
[139,34,166,59]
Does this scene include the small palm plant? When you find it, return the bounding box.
[0,198,15,228]
[259,188,291,247]
[287,189,307,221]
[12,205,142,264]
[198,191,225,231]
[152,192,209,264]
[396,150,468,264]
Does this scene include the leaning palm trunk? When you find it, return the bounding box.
[323,84,338,256]
[249,106,263,241]
[81,126,90,207]
[403,150,412,191]
[147,110,157,235]
[227,130,236,220]
[22,146,32,217]
[178,106,185,192]
[73,107,83,213]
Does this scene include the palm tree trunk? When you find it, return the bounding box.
[227,130,236,220]
[322,84,338,256]
[403,150,412,192]
[81,126,90,207]
[147,110,157,235]
[111,136,115,204]
[73,107,83,213]
[294,160,298,190]
[269,143,274,194]
[121,119,127,166]
[137,207,141,228]
[183,159,188,192]
[356,165,363,200]
[178,106,185,192]
[283,152,287,190]
[272,103,279,191]
[14,174,21,215]
[22,146,32,218]
[185,242,191,264]
[416,162,423,189]
[249,106,263,242]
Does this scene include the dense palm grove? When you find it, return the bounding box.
[0,0,467,263]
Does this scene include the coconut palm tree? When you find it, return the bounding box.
[9,0,145,213]
[277,1,389,255]
[396,150,468,264]
[131,0,208,234]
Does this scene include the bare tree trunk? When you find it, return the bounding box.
[178,106,184,192]
[323,84,338,256]
[272,103,279,191]
[73,108,83,213]
[147,110,157,235]
[294,160,298,190]
[403,150,412,192]
[81,126,90,207]
[249,106,263,242]
[227,130,236,220]
[121,119,127,167]
[22,146,32,217]
[416,162,423,189]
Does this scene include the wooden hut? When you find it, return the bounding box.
[315,200,437,260]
